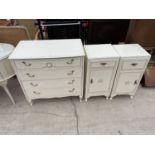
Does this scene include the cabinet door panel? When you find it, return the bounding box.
[89,69,113,92]
[115,72,142,93]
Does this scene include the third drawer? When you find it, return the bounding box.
[22,78,81,89]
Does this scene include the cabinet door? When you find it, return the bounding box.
[89,69,113,92]
[115,72,142,93]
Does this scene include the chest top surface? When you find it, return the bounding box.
[113,44,151,58]
[9,39,85,60]
[0,43,14,60]
[84,44,119,59]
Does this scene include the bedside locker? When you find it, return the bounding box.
[110,44,151,99]
[84,44,120,101]
[9,39,85,105]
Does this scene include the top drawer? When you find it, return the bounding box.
[14,57,81,69]
[90,61,116,68]
[121,60,147,70]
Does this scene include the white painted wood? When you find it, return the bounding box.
[91,61,116,68]
[0,44,15,104]
[14,57,81,69]
[85,44,119,59]
[17,67,82,80]
[110,44,151,98]
[113,44,150,58]
[9,39,84,59]
[84,44,120,100]
[22,78,81,89]
[121,59,147,70]
[10,40,85,104]
[89,69,113,92]
[115,72,142,93]
[25,86,81,99]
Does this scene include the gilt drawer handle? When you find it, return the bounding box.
[90,79,93,84]
[33,91,40,95]
[100,62,107,66]
[66,59,74,64]
[26,73,35,78]
[68,80,75,84]
[134,80,138,85]
[30,82,38,87]
[67,70,75,75]
[131,63,138,66]
[22,61,32,67]
[68,88,75,93]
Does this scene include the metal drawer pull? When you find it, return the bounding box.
[134,80,138,85]
[66,59,74,64]
[33,91,40,95]
[30,82,38,87]
[131,63,138,66]
[90,79,93,84]
[68,80,75,84]
[100,62,107,66]
[26,73,35,78]
[67,70,74,75]
[68,88,75,93]
[22,61,32,66]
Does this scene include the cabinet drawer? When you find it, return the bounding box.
[121,60,147,70]
[18,67,82,80]
[22,78,81,89]
[91,61,116,68]
[25,87,81,99]
[15,57,81,69]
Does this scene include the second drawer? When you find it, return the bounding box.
[18,67,82,80]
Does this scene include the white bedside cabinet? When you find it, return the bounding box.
[110,44,151,99]
[9,39,85,105]
[84,44,120,101]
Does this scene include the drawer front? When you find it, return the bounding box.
[15,57,81,69]
[115,72,142,93]
[25,87,81,99]
[18,67,82,80]
[22,78,81,89]
[89,69,113,92]
[91,61,116,68]
[121,60,147,70]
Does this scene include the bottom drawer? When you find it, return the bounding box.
[25,87,81,99]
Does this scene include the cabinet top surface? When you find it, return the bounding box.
[9,39,85,59]
[0,43,14,60]
[84,44,119,59]
[113,44,150,58]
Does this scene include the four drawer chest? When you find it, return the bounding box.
[9,39,85,105]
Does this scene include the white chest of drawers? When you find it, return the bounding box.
[9,39,85,105]
[84,44,120,101]
[110,44,151,99]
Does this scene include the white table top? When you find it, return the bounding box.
[113,44,151,58]
[9,39,85,59]
[0,43,14,60]
[84,44,119,59]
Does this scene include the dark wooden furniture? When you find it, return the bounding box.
[126,19,155,87]
[86,19,130,44]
